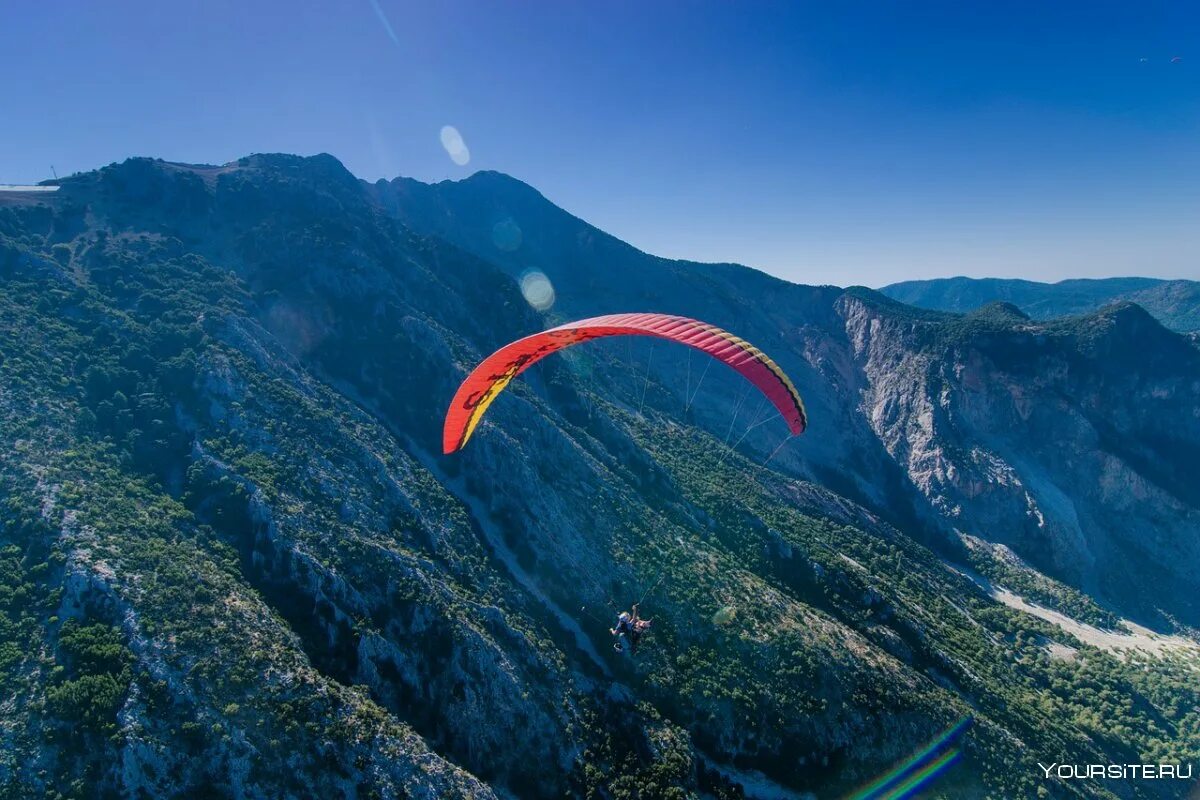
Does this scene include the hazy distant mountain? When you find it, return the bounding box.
[1,155,1197,799]
[880,276,1200,331]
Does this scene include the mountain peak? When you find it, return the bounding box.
[460,169,533,187]
[231,152,358,185]
[968,300,1030,321]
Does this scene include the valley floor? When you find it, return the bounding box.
[958,568,1200,660]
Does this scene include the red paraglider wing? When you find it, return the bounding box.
[442,312,806,454]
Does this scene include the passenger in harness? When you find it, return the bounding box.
[611,603,653,654]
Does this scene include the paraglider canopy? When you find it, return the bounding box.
[442,312,807,454]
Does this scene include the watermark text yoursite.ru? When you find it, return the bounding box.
[1040,763,1193,780]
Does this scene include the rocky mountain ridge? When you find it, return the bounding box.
[0,153,1197,799]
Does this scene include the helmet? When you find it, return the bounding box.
[618,612,631,622]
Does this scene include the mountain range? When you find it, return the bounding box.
[880,276,1200,332]
[1,154,1197,799]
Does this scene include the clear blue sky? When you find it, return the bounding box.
[4,1,1199,286]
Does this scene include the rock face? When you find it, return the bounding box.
[0,154,1197,800]
[836,296,1200,626]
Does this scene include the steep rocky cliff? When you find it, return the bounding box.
[836,295,1200,628]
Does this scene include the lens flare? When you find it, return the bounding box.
[440,125,470,166]
[847,715,972,800]
[519,269,555,311]
[492,218,523,252]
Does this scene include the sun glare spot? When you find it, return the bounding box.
[492,218,523,252]
[519,269,555,311]
[440,125,471,166]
